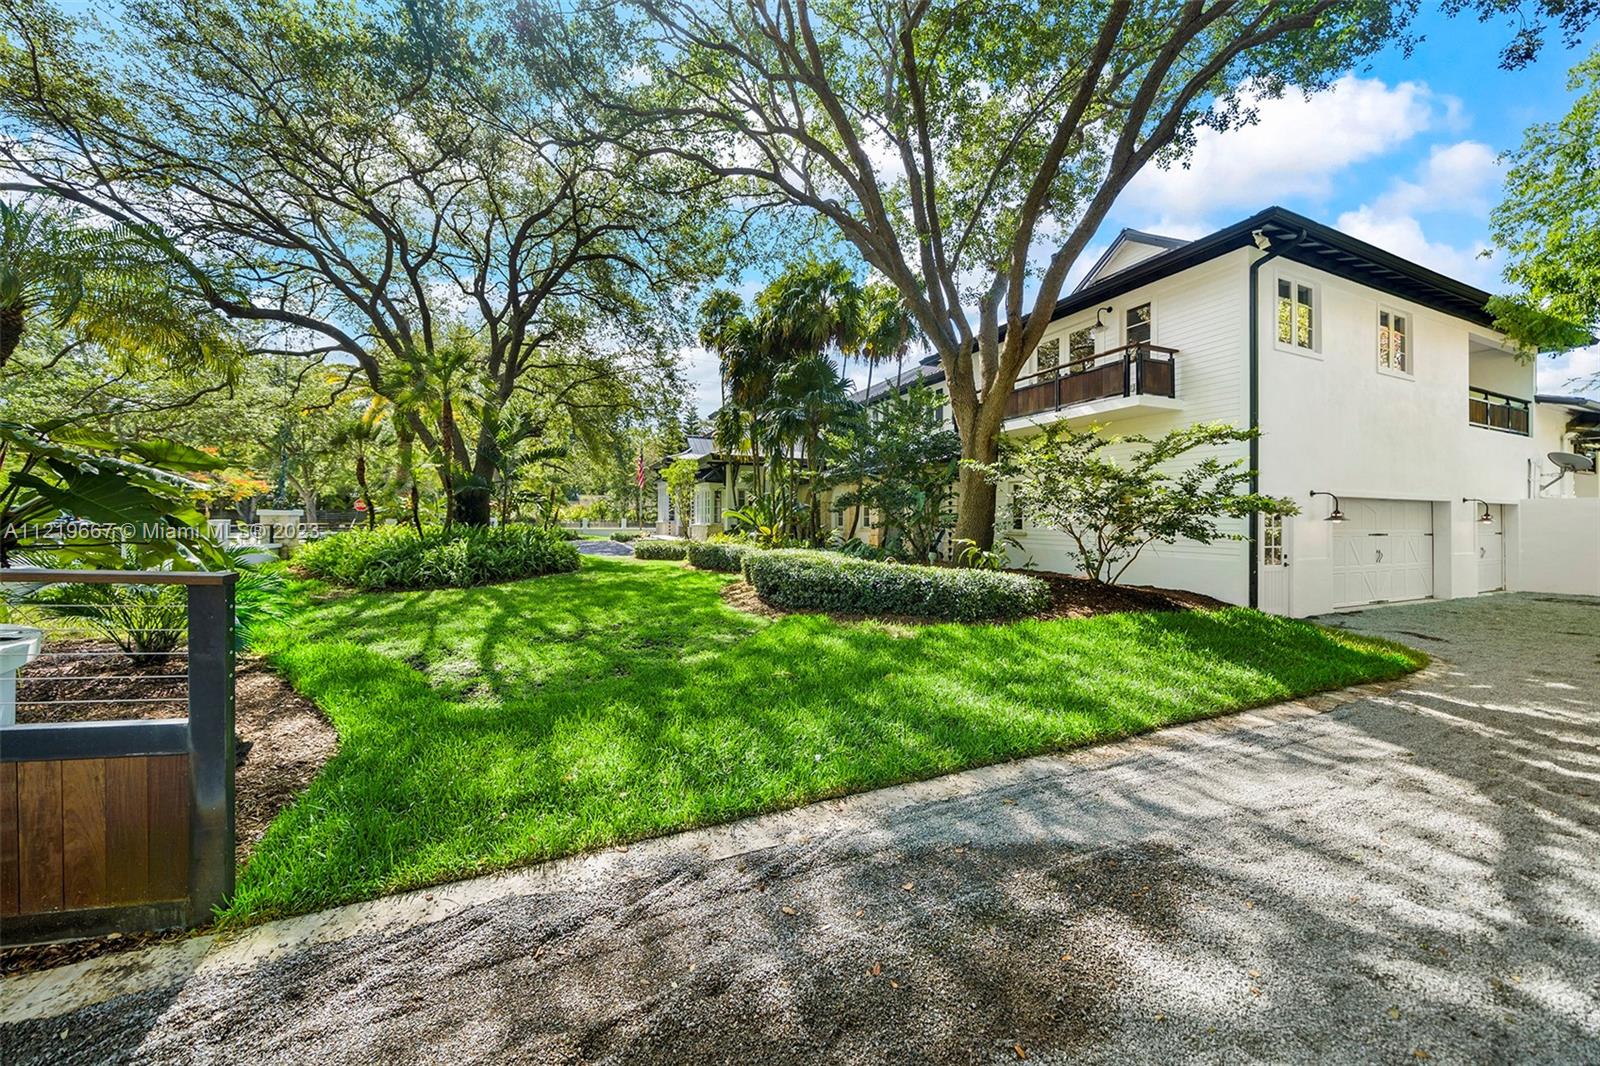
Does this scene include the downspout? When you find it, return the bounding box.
[1246,227,1305,608]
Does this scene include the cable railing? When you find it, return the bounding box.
[1,568,236,942]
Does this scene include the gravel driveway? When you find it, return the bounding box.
[3,593,1597,1064]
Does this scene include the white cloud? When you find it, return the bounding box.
[1120,75,1450,219]
[1362,141,1499,218]
[1335,208,1496,286]
[680,343,724,416]
[1334,140,1502,287]
[1537,344,1600,396]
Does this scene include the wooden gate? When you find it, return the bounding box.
[0,569,236,943]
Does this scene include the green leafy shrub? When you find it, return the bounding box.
[293,524,579,590]
[29,581,188,658]
[742,549,1050,622]
[686,539,756,573]
[609,531,640,542]
[632,538,690,561]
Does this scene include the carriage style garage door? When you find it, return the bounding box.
[1331,498,1435,608]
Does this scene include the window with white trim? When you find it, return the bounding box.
[1035,338,1060,378]
[1067,326,1096,373]
[1262,513,1284,566]
[1276,278,1315,351]
[1009,486,1025,531]
[1378,308,1409,373]
[1125,303,1152,347]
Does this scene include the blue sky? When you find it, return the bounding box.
[682,11,1599,411]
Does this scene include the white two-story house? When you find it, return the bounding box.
[902,206,1599,615]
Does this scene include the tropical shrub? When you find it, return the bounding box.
[971,423,1298,585]
[293,524,579,590]
[685,538,756,573]
[609,531,640,542]
[722,491,807,548]
[742,549,1049,622]
[632,538,690,561]
[28,581,188,658]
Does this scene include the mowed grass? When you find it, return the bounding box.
[230,556,1424,924]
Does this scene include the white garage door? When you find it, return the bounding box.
[1331,498,1435,608]
[1477,504,1505,592]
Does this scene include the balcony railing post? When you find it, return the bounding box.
[186,574,237,924]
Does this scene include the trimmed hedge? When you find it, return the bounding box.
[609,531,640,542]
[742,549,1050,622]
[632,538,690,561]
[685,539,756,573]
[293,524,579,590]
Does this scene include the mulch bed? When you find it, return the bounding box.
[721,569,1223,624]
[2,646,336,975]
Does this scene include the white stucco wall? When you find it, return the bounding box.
[1254,254,1551,615]
[1513,498,1600,596]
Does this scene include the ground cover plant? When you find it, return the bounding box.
[234,556,1424,923]
[292,524,579,590]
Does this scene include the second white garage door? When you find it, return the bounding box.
[1331,498,1435,608]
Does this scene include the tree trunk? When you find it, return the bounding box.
[951,431,999,552]
[355,454,374,529]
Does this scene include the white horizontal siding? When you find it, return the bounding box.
[1006,251,1253,603]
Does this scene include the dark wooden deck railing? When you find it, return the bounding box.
[1467,386,1531,436]
[1001,342,1179,420]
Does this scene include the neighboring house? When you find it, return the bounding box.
[893,205,1600,614]
[653,437,741,538]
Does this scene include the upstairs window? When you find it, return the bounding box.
[1035,338,1060,378]
[1067,326,1096,373]
[1277,278,1315,350]
[1378,308,1409,373]
[1126,303,1152,347]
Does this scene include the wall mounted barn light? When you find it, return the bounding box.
[1463,497,1495,523]
[1309,490,1346,522]
[1092,306,1114,333]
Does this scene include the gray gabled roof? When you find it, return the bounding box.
[1072,227,1190,293]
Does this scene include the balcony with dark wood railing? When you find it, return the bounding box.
[1003,341,1179,421]
[1467,386,1530,436]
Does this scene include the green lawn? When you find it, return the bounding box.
[231,556,1424,924]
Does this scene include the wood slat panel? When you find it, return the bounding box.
[1,762,18,916]
[146,754,190,901]
[17,761,64,913]
[104,756,152,906]
[62,758,109,909]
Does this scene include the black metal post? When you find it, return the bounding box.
[186,575,237,923]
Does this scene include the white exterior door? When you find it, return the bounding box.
[1331,498,1435,608]
[1259,513,1291,615]
[1476,504,1505,592]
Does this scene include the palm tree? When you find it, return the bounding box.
[768,353,855,537]
[392,325,487,529]
[758,259,864,380]
[857,281,919,415]
[0,201,237,374]
[328,408,388,529]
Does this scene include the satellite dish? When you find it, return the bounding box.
[1548,451,1597,474]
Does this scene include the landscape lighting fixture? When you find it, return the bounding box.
[1464,498,1495,524]
[1309,490,1345,522]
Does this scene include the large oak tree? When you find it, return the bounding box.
[606,0,1571,547]
[1,0,727,524]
